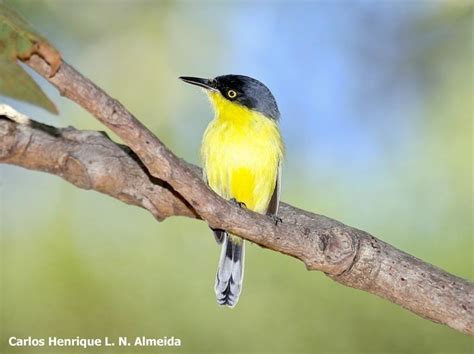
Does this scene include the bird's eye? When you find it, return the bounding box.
[227,90,237,99]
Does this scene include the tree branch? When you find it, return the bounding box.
[0,54,470,335]
[0,114,197,221]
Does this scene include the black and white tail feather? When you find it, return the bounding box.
[214,232,245,307]
[212,164,281,308]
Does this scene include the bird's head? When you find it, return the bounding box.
[179,74,280,121]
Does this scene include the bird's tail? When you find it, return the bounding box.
[215,233,245,308]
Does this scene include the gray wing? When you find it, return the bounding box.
[266,163,281,216]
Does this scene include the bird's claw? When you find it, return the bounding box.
[230,198,247,209]
[270,214,283,226]
[229,199,281,225]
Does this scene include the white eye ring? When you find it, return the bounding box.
[227,90,237,98]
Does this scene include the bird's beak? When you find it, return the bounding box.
[179,76,217,91]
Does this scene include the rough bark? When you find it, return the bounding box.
[0,55,470,335]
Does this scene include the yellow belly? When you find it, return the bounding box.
[201,104,284,214]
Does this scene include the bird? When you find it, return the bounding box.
[180,74,284,308]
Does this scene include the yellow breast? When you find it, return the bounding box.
[201,92,284,214]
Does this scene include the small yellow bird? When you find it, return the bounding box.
[180,75,284,307]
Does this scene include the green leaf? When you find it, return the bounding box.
[0,4,61,114]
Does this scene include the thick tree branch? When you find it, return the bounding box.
[2,111,472,337]
[0,55,470,335]
[0,114,197,221]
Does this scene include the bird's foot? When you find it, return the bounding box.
[230,198,247,209]
[270,214,283,226]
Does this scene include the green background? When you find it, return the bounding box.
[1,1,472,353]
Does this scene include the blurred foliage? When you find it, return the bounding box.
[0,3,59,113]
[1,1,473,353]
